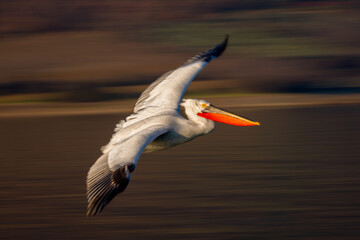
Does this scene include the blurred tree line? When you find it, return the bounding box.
[0,0,290,34]
[0,0,359,102]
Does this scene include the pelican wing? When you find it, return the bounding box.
[134,36,228,114]
[86,125,168,216]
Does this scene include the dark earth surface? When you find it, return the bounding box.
[1,105,359,240]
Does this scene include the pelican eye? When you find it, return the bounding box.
[201,103,208,108]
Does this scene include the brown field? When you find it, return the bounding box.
[0,104,359,239]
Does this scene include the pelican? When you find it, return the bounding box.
[86,36,260,216]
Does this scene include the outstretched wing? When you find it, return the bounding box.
[134,36,228,114]
[86,125,168,216]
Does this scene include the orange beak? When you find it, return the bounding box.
[197,105,260,126]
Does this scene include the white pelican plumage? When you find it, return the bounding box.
[86,36,260,216]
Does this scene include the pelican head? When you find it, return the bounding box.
[181,99,260,126]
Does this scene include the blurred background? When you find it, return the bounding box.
[0,1,360,240]
[0,0,359,105]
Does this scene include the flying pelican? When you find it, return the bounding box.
[86,36,260,216]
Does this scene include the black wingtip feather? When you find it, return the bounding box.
[211,34,229,59]
[184,35,229,65]
[86,154,132,216]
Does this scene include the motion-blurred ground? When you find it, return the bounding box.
[0,106,359,240]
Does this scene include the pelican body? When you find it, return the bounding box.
[87,36,260,216]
